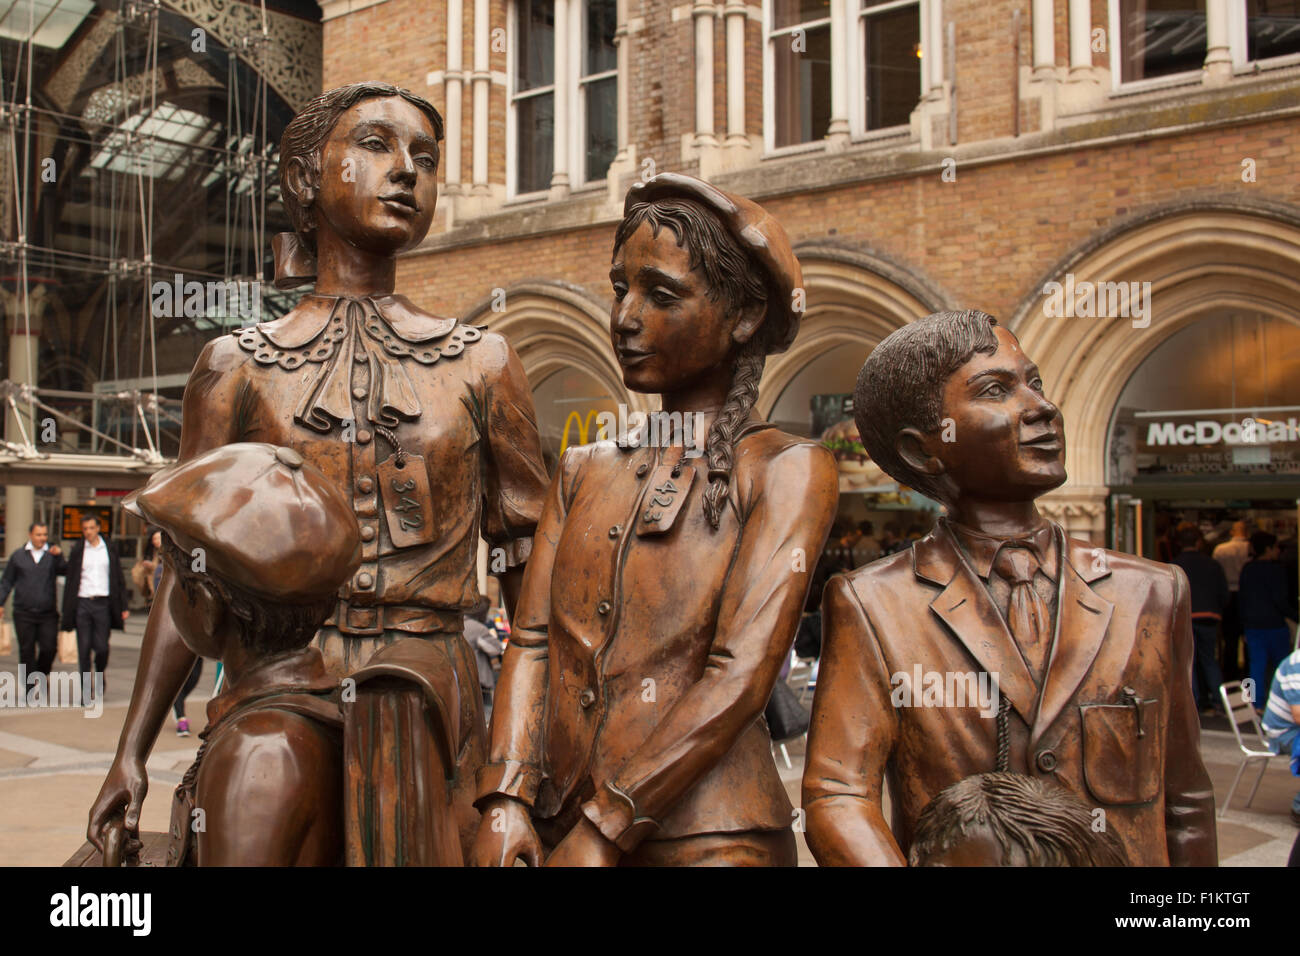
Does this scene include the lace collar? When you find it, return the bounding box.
[235,294,483,433]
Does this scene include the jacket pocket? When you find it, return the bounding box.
[1079,694,1162,806]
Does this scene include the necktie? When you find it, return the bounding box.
[992,545,1050,677]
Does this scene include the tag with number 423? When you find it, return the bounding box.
[637,464,695,537]
[377,453,435,549]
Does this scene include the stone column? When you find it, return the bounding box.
[724,0,747,147]
[445,0,464,197]
[1032,0,1055,76]
[927,0,945,92]
[1068,0,1093,80]
[4,311,38,562]
[1039,486,1109,545]
[826,0,849,149]
[550,0,571,198]
[471,0,491,194]
[606,0,638,202]
[1204,0,1233,84]
[693,1,718,150]
[614,0,632,160]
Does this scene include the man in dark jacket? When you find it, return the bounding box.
[0,523,66,682]
[60,515,129,698]
[1238,531,1297,712]
[1171,522,1229,713]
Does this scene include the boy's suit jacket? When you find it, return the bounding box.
[803,519,1217,866]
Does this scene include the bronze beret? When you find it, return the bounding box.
[623,172,804,353]
[123,442,361,603]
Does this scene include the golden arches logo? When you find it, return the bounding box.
[560,409,609,455]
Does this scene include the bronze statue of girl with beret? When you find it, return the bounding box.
[472,173,839,866]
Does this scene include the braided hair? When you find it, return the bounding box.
[613,198,773,529]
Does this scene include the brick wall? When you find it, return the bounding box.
[393,115,1300,332]
[321,1,1300,330]
[322,0,437,93]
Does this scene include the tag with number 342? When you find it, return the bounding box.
[377,453,436,549]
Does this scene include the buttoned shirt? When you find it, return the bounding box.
[478,422,839,851]
[79,538,110,597]
[25,541,47,565]
[183,293,549,636]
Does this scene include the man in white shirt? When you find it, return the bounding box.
[1213,520,1252,681]
[59,515,128,698]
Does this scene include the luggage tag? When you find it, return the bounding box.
[377,452,436,548]
[637,461,695,537]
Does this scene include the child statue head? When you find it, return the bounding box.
[610,173,803,527]
[124,443,361,663]
[909,772,1129,866]
[275,83,445,287]
[854,310,1066,508]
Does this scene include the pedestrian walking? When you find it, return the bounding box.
[172,658,203,736]
[464,599,503,712]
[0,522,66,684]
[130,529,163,606]
[60,515,129,699]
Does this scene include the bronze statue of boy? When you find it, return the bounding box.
[123,443,360,865]
[802,310,1217,866]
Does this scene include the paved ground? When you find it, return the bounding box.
[1,617,1295,866]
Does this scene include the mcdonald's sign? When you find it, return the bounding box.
[559,409,609,455]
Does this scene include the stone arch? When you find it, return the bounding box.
[758,243,955,417]
[463,280,651,414]
[1007,199,1300,537]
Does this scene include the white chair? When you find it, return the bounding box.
[797,658,819,706]
[1217,679,1286,817]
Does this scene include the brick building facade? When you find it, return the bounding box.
[319,0,1300,549]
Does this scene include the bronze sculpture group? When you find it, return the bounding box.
[83,83,1217,867]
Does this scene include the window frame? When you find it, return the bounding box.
[1228,0,1300,71]
[506,0,557,199]
[572,0,619,186]
[1107,0,1210,93]
[850,0,924,138]
[763,0,835,154]
[507,0,619,200]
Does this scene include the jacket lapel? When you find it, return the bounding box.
[915,525,1039,724]
[1029,528,1114,746]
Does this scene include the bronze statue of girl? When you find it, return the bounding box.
[472,173,839,866]
[87,82,549,863]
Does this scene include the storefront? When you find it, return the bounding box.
[1106,311,1300,558]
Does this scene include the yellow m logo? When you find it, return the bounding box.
[560,409,607,455]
